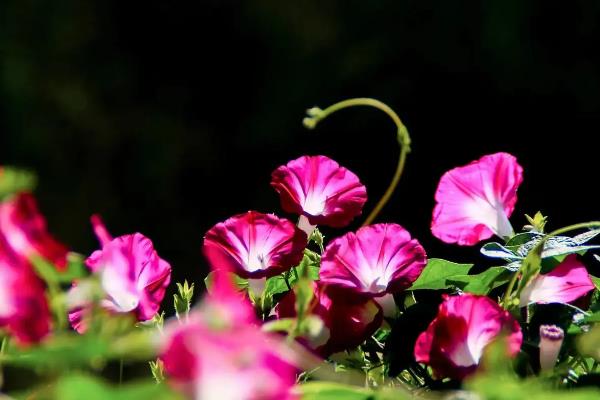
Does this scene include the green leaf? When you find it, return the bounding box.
[262,317,296,333]
[264,274,292,297]
[298,382,373,400]
[298,382,405,400]
[448,267,511,295]
[583,312,600,323]
[480,242,522,260]
[203,271,248,293]
[409,258,473,290]
[0,166,37,200]
[294,278,314,320]
[53,374,183,400]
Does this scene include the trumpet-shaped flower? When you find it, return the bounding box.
[431,152,523,246]
[319,223,427,297]
[69,215,171,332]
[271,155,367,228]
[162,272,298,400]
[0,193,68,270]
[520,255,594,306]
[414,294,522,380]
[0,242,51,345]
[275,282,383,356]
[203,211,306,279]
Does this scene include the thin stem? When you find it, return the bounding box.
[304,98,411,226]
[119,358,124,385]
[283,273,292,291]
[0,337,7,390]
[546,221,600,238]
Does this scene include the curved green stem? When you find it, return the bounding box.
[303,98,411,226]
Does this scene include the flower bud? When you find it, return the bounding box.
[539,324,564,372]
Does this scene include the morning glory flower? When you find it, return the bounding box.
[0,193,68,270]
[519,254,595,306]
[275,281,383,356]
[69,215,172,332]
[431,152,523,246]
[414,294,522,380]
[271,155,367,230]
[203,211,306,279]
[161,271,298,400]
[319,223,427,297]
[0,241,51,345]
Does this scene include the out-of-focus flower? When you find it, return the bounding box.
[0,241,51,345]
[162,272,298,400]
[319,223,426,297]
[0,193,68,269]
[271,155,367,229]
[519,254,594,306]
[414,294,522,380]
[203,211,306,279]
[275,282,383,356]
[69,215,171,332]
[431,152,523,246]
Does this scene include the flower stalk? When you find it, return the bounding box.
[303,98,411,226]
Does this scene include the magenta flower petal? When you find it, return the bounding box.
[271,155,367,227]
[414,294,522,380]
[0,244,51,345]
[275,283,383,356]
[162,272,297,400]
[203,211,307,279]
[0,193,68,270]
[69,216,171,330]
[431,152,523,246]
[520,255,595,306]
[319,223,427,297]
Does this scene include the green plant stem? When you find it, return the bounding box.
[119,358,124,385]
[304,98,411,226]
[0,337,7,390]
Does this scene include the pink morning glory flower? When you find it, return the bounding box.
[271,155,367,228]
[431,152,523,246]
[519,255,595,306]
[0,193,68,270]
[319,223,427,297]
[275,282,383,356]
[161,272,298,400]
[0,241,51,345]
[414,294,522,380]
[203,211,307,279]
[69,215,171,332]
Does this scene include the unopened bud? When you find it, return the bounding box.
[539,324,564,372]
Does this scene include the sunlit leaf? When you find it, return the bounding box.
[448,267,511,295]
[409,258,473,290]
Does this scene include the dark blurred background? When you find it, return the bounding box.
[2,1,600,303]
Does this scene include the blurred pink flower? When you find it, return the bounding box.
[275,282,382,356]
[414,294,522,380]
[431,152,523,246]
[319,223,427,297]
[0,193,68,270]
[520,254,594,306]
[162,272,298,400]
[0,241,51,345]
[203,211,306,279]
[69,215,171,332]
[271,155,367,228]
